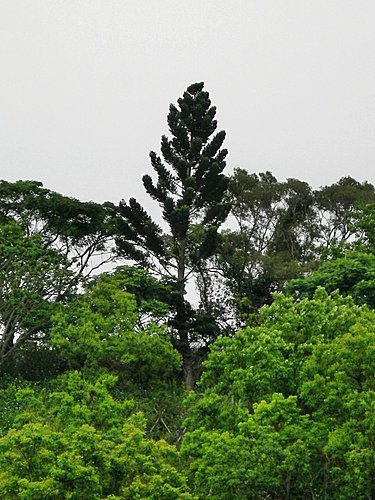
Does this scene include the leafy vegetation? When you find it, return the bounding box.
[0,83,374,498]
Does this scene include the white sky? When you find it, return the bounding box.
[1,0,375,208]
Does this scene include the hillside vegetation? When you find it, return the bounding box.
[0,84,374,499]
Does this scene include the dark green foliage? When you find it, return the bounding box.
[355,202,375,251]
[116,83,231,387]
[212,169,318,326]
[117,82,230,269]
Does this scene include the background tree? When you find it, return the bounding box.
[314,176,375,249]
[0,181,116,373]
[208,169,317,326]
[354,202,375,251]
[116,82,231,388]
[0,223,74,371]
[287,201,375,308]
[203,172,375,327]
[0,180,116,278]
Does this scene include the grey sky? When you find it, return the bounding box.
[1,0,375,209]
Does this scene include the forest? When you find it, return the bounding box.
[0,83,374,499]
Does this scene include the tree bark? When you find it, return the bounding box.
[182,352,194,391]
[176,238,195,389]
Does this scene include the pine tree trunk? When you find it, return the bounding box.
[177,239,195,389]
[182,352,194,391]
[178,326,195,390]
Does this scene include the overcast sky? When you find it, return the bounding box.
[1,0,375,208]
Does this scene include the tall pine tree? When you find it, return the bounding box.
[116,82,230,388]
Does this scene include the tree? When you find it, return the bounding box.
[50,268,187,442]
[211,169,317,326]
[182,395,315,499]
[182,290,375,498]
[299,318,375,498]
[286,200,375,309]
[208,173,375,327]
[0,372,192,499]
[0,181,116,372]
[116,82,231,388]
[354,202,375,251]
[287,251,375,309]
[0,180,116,278]
[0,223,74,371]
[314,176,375,249]
[50,268,180,385]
